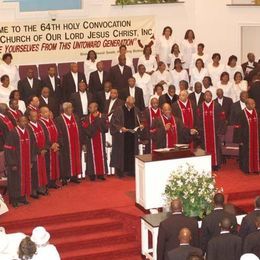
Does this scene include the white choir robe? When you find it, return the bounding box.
[151,70,172,93]
[32,245,60,260]
[0,85,14,105]
[233,80,248,102]
[170,69,189,94]
[190,67,209,87]
[138,55,158,74]
[18,100,26,114]
[225,65,244,82]
[84,60,98,83]
[216,81,237,101]
[155,36,175,65]
[0,63,19,89]
[133,72,153,107]
[190,53,210,69]
[169,53,184,70]
[181,39,196,69]
[207,63,225,86]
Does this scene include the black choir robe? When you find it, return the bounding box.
[243,229,260,257]
[248,81,260,113]
[214,96,233,124]
[103,98,124,115]
[82,113,108,177]
[39,96,59,118]
[206,233,242,260]
[4,128,36,201]
[188,92,205,108]
[167,245,203,260]
[159,93,178,108]
[230,101,245,125]
[42,76,62,105]
[110,105,142,174]
[0,115,14,151]
[88,70,109,95]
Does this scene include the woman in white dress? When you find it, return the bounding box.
[232,71,248,102]
[190,58,209,88]
[138,45,158,75]
[216,72,236,101]
[151,61,172,92]
[9,90,26,113]
[225,55,244,83]
[155,26,175,66]
[0,53,19,89]
[190,43,210,69]
[84,50,98,83]
[170,58,189,94]
[169,43,184,70]
[181,29,196,70]
[202,76,217,99]
[0,75,15,105]
[207,53,225,86]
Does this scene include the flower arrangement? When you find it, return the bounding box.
[164,164,220,218]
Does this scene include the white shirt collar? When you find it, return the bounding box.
[180,100,188,106]
[180,243,190,246]
[205,101,212,107]
[41,96,48,103]
[246,108,253,114]
[151,107,158,113]
[30,121,38,128]
[105,92,110,99]
[172,212,182,215]
[220,231,230,234]
[63,113,72,120]
[240,101,246,110]
[17,126,25,134]
[214,207,223,210]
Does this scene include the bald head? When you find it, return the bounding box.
[126,96,135,109]
[161,103,172,118]
[245,98,255,111]
[171,199,183,213]
[178,228,192,244]
[40,106,50,119]
[220,217,232,231]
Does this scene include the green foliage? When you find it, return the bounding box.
[115,0,177,6]
[164,164,220,218]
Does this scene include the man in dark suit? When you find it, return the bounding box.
[108,55,132,95]
[248,73,260,113]
[239,196,260,240]
[214,88,233,124]
[168,228,203,260]
[39,86,59,118]
[96,81,113,113]
[103,88,124,116]
[159,85,178,108]
[121,77,145,111]
[70,80,93,120]
[230,91,248,125]
[243,216,260,257]
[88,61,109,97]
[207,217,242,260]
[62,63,86,101]
[18,68,42,105]
[157,199,199,260]
[200,193,238,253]
[189,82,204,108]
[242,53,258,80]
[42,66,62,105]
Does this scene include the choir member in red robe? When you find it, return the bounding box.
[239,98,260,174]
[151,103,197,148]
[24,96,40,118]
[6,99,23,126]
[82,102,108,181]
[55,102,82,185]
[28,110,49,198]
[4,116,35,207]
[143,97,161,153]
[39,106,60,188]
[197,90,225,171]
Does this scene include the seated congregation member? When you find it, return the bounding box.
[240,197,260,241]
[110,96,144,177]
[133,64,153,107]
[0,75,15,105]
[159,84,178,108]
[188,82,204,108]
[230,91,248,125]
[18,68,42,105]
[84,50,98,83]
[168,228,203,260]
[190,43,210,69]
[121,77,145,111]
[202,76,217,100]
[187,252,204,260]
[233,71,248,102]
[169,43,183,70]
[151,103,197,149]
[88,61,109,96]
[206,217,242,260]
[157,199,199,260]
[82,102,108,181]
[216,72,236,101]
[39,86,59,118]
[143,97,161,153]
[62,62,86,101]
[190,58,208,87]
[4,116,35,207]
[42,66,62,106]
[56,102,82,185]
[226,55,244,82]
[111,45,134,72]
[70,80,93,120]
[238,98,259,174]
[248,72,260,114]
[242,52,258,79]
[96,80,112,113]
[18,236,37,260]
[28,110,48,198]
[39,107,60,189]
[200,193,238,254]
[31,226,60,260]
[7,99,23,126]
[197,90,225,170]
[24,95,40,117]
[207,53,225,86]
[214,88,233,124]
[9,89,26,114]
[108,54,132,93]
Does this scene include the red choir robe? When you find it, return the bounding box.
[4,127,35,202]
[24,105,39,118]
[28,122,48,189]
[55,113,82,178]
[82,113,108,177]
[175,100,194,129]
[6,108,23,126]
[239,108,260,173]
[39,117,60,181]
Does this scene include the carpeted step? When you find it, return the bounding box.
[53,230,137,252]
[227,190,260,201]
[61,241,140,260]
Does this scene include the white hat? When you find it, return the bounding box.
[0,232,9,253]
[31,227,50,246]
[241,254,259,260]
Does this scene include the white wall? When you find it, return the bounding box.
[0,0,260,64]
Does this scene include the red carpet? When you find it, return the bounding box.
[0,160,260,259]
